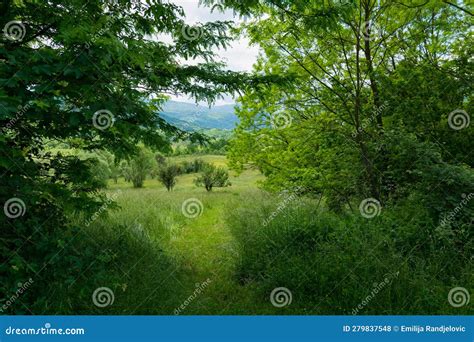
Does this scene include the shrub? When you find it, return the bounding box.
[157,164,180,191]
[374,131,474,223]
[120,147,154,188]
[180,159,207,174]
[195,164,231,191]
[75,150,120,188]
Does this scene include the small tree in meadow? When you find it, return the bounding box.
[195,164,231,191]
[120,147,154,188]
[157,164,181,191]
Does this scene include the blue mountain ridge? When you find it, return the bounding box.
[159,100,239,131]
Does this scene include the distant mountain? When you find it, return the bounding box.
[159,101,238,130]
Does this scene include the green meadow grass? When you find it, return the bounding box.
[59,154,471,315]
[66,155,278,314]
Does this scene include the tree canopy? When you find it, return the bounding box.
[221,0,473,212]
[0,0,248,312]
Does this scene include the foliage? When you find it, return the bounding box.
[157,164,181,191]
[172,136,229,156]
[0,0,248,312]
[226,0,473,211]
[195,164,231,191]
[2,0,473,315]
[180,158,207,174]
[120,147,155,188]
[76,150,120,187]
[373,131,474,222]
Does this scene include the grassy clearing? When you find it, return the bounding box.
[64,155,276,314]
[56,154,471,315]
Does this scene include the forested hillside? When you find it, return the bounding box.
[160,100,238,130]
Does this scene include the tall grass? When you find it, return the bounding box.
[38,162,471,315]
[226,191,473,314]
[43,167,267,314]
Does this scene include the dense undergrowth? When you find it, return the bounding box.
[226,192,473,314]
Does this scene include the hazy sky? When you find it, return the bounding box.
[169,0,259,105]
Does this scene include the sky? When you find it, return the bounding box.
[169,0,259,105]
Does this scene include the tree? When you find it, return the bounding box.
[120,147,154,188]
[195,164,231,191]
[155,152,166,166]
[77,150,116,188]
[221,0,472,210]
[0,0,246,313]
[157,164,181,191]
